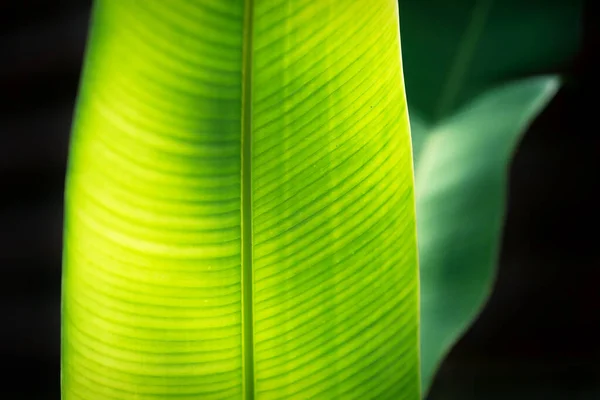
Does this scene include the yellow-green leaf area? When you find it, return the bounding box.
[61,0,419,399]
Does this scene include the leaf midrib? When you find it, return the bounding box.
[241,0,255,398]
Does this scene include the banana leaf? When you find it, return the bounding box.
[398,0,582,393]
[412,76,559,393]
[61,1,420,399]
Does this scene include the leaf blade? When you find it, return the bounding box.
[252,1,420,397]
[62,1,421,399]
[414,76,560,392]
[399,0,582,119]
[62,0,247,398]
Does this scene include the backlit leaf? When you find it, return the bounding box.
[61,1,420,399]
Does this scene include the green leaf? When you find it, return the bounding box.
[413,76,559,393]
[399,0,582,120]
[396,0,580,393]
[61,1,420,399]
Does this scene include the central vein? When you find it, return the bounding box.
[241,0,255,398]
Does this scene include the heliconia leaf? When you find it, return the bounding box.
[412,76,560,393]
[61,1,420,399]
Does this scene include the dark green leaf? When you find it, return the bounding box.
[413,76,559,392]
[400,0,582,119]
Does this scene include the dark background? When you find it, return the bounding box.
[0,1,597,399]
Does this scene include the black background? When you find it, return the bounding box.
[1,1,597,398]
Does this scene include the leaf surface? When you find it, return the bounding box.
[399,0,582,120]
[412,76,559,392]
[396,0,581,393]
[62,1,420,399]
